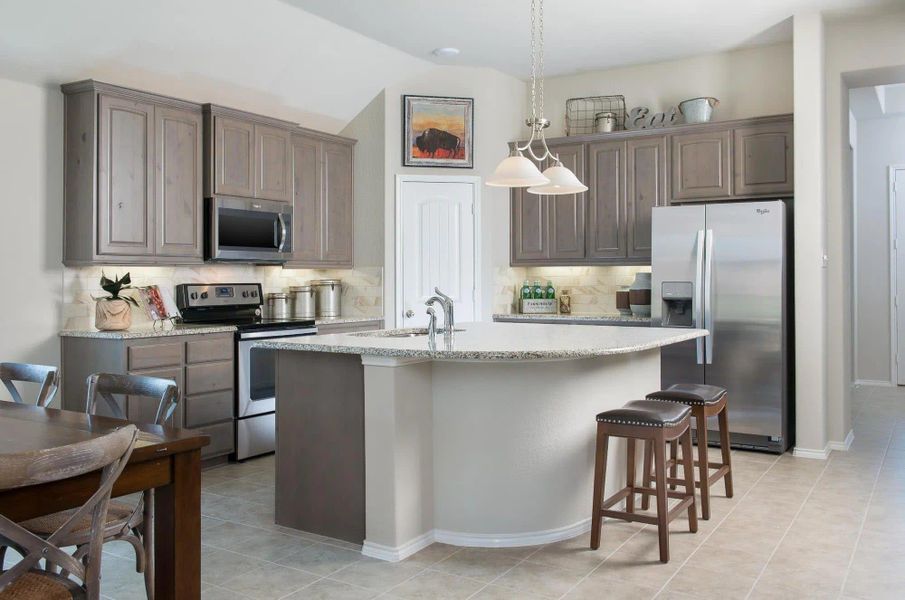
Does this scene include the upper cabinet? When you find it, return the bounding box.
[509,114,793,266]
[203,105,294,202]
[285,130,355,269]
[62,81,204,266]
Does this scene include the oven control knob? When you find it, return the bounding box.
[200,292,208,299]
[190,292,198,300]
[242,291,249,298]
[251,290,258,298]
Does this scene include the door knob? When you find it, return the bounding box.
[404,309,415,318]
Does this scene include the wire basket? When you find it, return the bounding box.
[565,95,626,136]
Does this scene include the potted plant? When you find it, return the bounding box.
[94,272,139,331]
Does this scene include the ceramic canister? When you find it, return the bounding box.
[629,272,652,317]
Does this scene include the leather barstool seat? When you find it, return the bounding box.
[596,400,691,428]
[647,383,727,406]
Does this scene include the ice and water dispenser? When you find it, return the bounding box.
[660,282,695,327]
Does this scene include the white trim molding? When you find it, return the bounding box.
[362,531,435,562]
[888,165,905,385]
[792,445,831,460]
[828,429,855,452]
[853,379,894,388]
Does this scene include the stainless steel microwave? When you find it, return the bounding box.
[206,196,292,263]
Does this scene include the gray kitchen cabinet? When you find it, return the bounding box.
[61,332,236,462]
[97,93,155,257]
[670,129,732,201]
[204,105,295,202]
[626,135,667,259]
[511,186,549,262]
[285,130,356,268]
[733,122,794,196]
[255,124,292,202]
[156,106,203,258]
[62,80,203,266]
[587,140,625,260]
[548,144,587,261]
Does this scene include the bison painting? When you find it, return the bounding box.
[414,128,461,159]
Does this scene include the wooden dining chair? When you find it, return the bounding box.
[18,373,178,600]
[0,363,59,408]
[0,424,138,600]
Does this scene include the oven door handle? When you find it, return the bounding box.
[277,213,288,253]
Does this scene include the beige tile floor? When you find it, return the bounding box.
[11,384,905,599]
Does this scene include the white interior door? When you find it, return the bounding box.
[398,179,477,328]
[894,168,905,384]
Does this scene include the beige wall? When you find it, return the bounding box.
[541,43,793,137]
[853,114,905,384]
[382,67,528,325]
[0,78,64,395]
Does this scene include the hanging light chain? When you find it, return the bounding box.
[529,0,537,121]
[538,0,545,121]
[517,0,554,164]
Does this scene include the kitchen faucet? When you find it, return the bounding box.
[425,287,455,333]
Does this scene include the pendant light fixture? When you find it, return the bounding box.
[487,0,587,195]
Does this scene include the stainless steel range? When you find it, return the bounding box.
[175,283,317,460]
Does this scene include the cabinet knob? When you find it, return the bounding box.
[404,309,415,318]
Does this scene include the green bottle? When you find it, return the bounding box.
[520,280,532,300]
[532,280,544,299]
[545,281,556,299]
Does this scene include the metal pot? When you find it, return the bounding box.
[595,111,617,133]
[678,97,719,124]
[311,279,342,318]
[290,285,316,319]
[266,293,291,319]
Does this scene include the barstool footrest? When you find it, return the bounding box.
[599,509,659,526]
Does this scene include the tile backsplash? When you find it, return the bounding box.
[63,265,383,329]
[493,266,650,315]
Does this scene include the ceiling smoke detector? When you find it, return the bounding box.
[431,47,460,58]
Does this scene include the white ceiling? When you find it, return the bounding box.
[290,0,899,78]
[851,84,905,120]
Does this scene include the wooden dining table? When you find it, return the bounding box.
[0,402,209,599]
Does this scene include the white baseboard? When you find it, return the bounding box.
[792,445,831,460]
[828,429,854,452]
[361,530,434,562]
[360,518,592,562]
[854,379,894,387]
[434,518,591,548]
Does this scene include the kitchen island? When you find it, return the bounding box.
[258,322,706,561]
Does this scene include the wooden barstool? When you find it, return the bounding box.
[591,400,698,563]
[643,384,733,520]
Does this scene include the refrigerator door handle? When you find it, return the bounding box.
[704,228,715,364]
[694,229,705,364]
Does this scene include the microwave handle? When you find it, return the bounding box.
[277,214,288,252]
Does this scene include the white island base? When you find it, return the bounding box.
[360,349,660,561]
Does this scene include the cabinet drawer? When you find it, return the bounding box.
[185,361,234,395]
[128,342,184,370]
[186,335,234,364]
[193,421,234,459]
[184,390,234,428]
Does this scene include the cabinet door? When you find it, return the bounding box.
[255,124,292,202]
[626,136,667,259]
[290,134,322,263]
[155,106,203,258]
[321,140,354,265]
[671,130,731,200]
[547,144,587,261]
[97,94,155,256]
[511,187,549,263]
[213,116,254,197]
[587,140,626,260]
[733,122,794,196]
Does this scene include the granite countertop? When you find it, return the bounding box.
[59,323,238,339]
[493,313,650,323]
[315,316,384,326]
[255,321,706,361]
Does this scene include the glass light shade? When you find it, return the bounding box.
[527,164,588,195]
[486,154,549,187]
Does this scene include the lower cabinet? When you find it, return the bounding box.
[62,332,235,461]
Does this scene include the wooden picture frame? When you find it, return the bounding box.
[403,95,474,168]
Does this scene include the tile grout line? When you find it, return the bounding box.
[836,422,896,599]
[740,449,840,600]
[648,452,783,599]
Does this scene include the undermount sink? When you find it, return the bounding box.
[353,328,465,338]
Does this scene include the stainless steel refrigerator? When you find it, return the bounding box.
[651,200,791,453]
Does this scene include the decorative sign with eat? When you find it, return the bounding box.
[626,106,681,130]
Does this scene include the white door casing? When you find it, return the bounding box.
[396,176,480,328]
[891,167,905,385]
